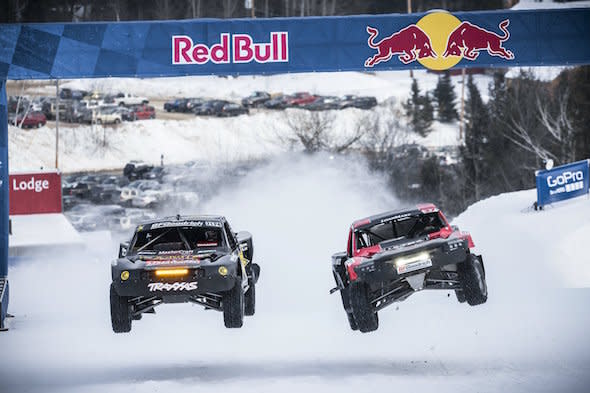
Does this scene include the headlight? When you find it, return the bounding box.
[394,252,432,274]
[218,266,228,276]
[395,252,430,267]
[121,271,130,280]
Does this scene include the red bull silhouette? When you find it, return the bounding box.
[364,25,437,67]
[443,19,514,60]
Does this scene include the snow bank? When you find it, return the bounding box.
[454,188,590,288]
[512,0,590,10]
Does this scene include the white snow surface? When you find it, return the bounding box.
[9,213,83,249]
[512,0,590,10]
[1,154,589,393]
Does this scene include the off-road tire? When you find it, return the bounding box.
[349,282,378,333]
[223,281,244,328]
[459,254,487,306]
[110,283,131,333]
[245,282,255,316]
[455,290,467,303]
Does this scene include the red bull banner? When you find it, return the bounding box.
[8,171,62,215]
[0,8,589,79]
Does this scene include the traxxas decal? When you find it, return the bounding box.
[147,282,198,291]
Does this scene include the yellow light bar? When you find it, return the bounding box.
[155,268,189,277]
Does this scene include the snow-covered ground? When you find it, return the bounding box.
[512,0,590,10]
[1,154,589,393]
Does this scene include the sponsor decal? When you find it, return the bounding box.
[397,258,432,274]
[150,220,222,229]
[148,281,198,292]
[379,212,413,223]
[547,170,584,193]
[364,11,514,70]
[536,160,589,206]
[143,255,201,266]
[172,32,288,65]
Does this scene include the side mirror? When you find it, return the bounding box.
[236,231,254,261]
[331,251,347,266]
[119,241,130,258]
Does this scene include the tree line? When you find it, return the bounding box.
[2,0,507,23]
[393,66,589,216]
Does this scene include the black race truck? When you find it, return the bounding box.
[331,204,487,333]
[110,215,260,333]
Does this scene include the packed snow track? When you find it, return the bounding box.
[1,155,589,393]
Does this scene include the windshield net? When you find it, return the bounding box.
[131,226,224,253]
[355,212,445,249]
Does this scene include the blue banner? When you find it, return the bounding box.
[0,8,589,80]
[536,160,590,207]
[0,81,7,278]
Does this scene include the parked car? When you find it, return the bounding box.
[339,95,377,110]
[64,101,92,123]
[13,111,47,128]
[130,104,156,120]
[123,161,154,181]
[95,107,122,124]
[60,88,87,100]
[42,99,68,120]
[119,180,162,206]
[114,93,149,106]
[194,100,230,116]
[263,94,289,109]
[242,91,271,107]
[218,103,249,117]
[164,98,187,112]
[185,98,206,112]
[286,92,318,107]
[304,96,342,111]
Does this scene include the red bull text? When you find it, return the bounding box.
[172,32,289,65]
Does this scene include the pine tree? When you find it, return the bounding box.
[461,74,490,203]
[404,77,433,137]
[433,71,458,122]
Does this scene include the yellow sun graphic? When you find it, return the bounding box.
[416,11,462,70]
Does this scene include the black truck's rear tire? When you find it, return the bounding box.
[245,282,255,316]
[455,290,467,303]
[350,282,378,333]
[339,285,358,331]
[223,281,244,328]
[110,284,132,333]
[459,254,488,306]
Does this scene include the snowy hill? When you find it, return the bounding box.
[1,155,589,393]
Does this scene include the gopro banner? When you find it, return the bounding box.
[536,160,590,207]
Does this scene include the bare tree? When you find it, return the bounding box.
[536,90,577,163]
[359,102,410,169]
[502,87,576,167]
[280,110,362,153]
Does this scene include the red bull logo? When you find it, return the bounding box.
[172,32,288,65]
[364,11,514,70]
[365,25,436,67]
